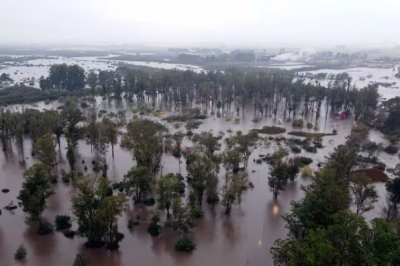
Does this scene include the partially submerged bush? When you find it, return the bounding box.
[297,156,313,166]
[64,230,76,238]
[292,119,304,128]
[301,166,313,178]
[190,207,205,218]
[175,238,196,252]
[254,126,286,135]
[55,215,72,230]
[38,222,54,235]
[14,244,27,260]
[73,253,87,266]
[384,145,398,155]
[307,122,313,129]
[291,146,301,153]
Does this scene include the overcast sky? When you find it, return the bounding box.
[1,0,400,48]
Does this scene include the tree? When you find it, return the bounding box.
[87,70,98,95]
[221,174,241,215]
[157,173,180,217]
[172,131,185,157]
[192,132,220,158]
[236,131,259,170]
[386,176,400,208]
[35,133,57,178]
[72,176,125,248]
[187,154,216,206]
[123,166,152,203]
[100,194,126,250]
[100,118,118,158]
[73,253,87,266]
[350,173,378,215]
[127,119,165,176]
[222,148,241,186]
[268,160,289,199]
[17,164,54,225]
[168,198,194,237]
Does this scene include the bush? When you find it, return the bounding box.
[38,222,54,235]
[175,238,196,252]
[254,126,286,135]
[186,130,193,137]
[190,207,204,218]
[14,244,27,260]
[384,145,398,155]
[207,195,220,204]
[147,222,161,237]
[55,215,72,230]
[306,122,313,129]
[143,197,156,206]
[249,182,254,189]
[186,120,202,130]
[80,102,89,108]
[172,147,181,158]
[1,188,10,193]
[298,157,313,165]
[64,230,76,238]
[374,162,386,171]
[127,218,135,229]
[73,253,87,266]
[252,117,261,123]
[301,166,313,178]
[292,119,304,128]
[291,146,301,153]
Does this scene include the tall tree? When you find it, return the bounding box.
[123,166,152,203]
[350,173,378,215]
[35,133,57,178]
[17,164,54,225]
[157,173,180,217]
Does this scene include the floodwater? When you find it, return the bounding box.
[1,94,398,266]
[299,66,400,97]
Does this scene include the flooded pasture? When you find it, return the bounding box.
[0,93,398,266]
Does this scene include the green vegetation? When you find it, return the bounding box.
[175,238,196,252]
[288,131,336,138]
[0,86,86,105]
[55,215,72,230]
[14,244,27,260]
[253,126,286,135]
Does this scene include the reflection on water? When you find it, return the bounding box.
[0,96,397,266]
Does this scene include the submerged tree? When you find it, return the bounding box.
[17,164,54,225]
[123,166,152,203]
[157,173,180,217]
[35,133,57,178]
[72,176,126,248]
[350,173,378,215]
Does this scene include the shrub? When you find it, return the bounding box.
[73,253,87,266]
[292,119,304,128]
[301,166,313,178]
[80,102,89,108]
[384,145,398,155]
[14,244,27,260]
[172,147,181,158]
[175,238,196,252]
[186,120,202,130]
[186,130,193,137]
[307,122,313,129]
[298,157,313,165]
[64,230,76,238]
[143,197,156,206]
[254,126,286,135]
[252,117,261,123]
[147,222,161,237]
[186,154,196,166]
[234,118,240,124]
[207,195,220,204]
[55,215,72,230]
[38,222,54,235]
[190,207,205,218]
[288,131,335,138]
[291,146,301,153]
[374,162,386,171]
[128,218,134,229]
[1,188,10,193]
[249,182,254,189]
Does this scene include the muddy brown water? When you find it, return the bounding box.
[0,96,398,266]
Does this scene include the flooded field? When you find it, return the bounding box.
[0,94,397,266]
[0,56,203,88]
[299,65,400,98]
